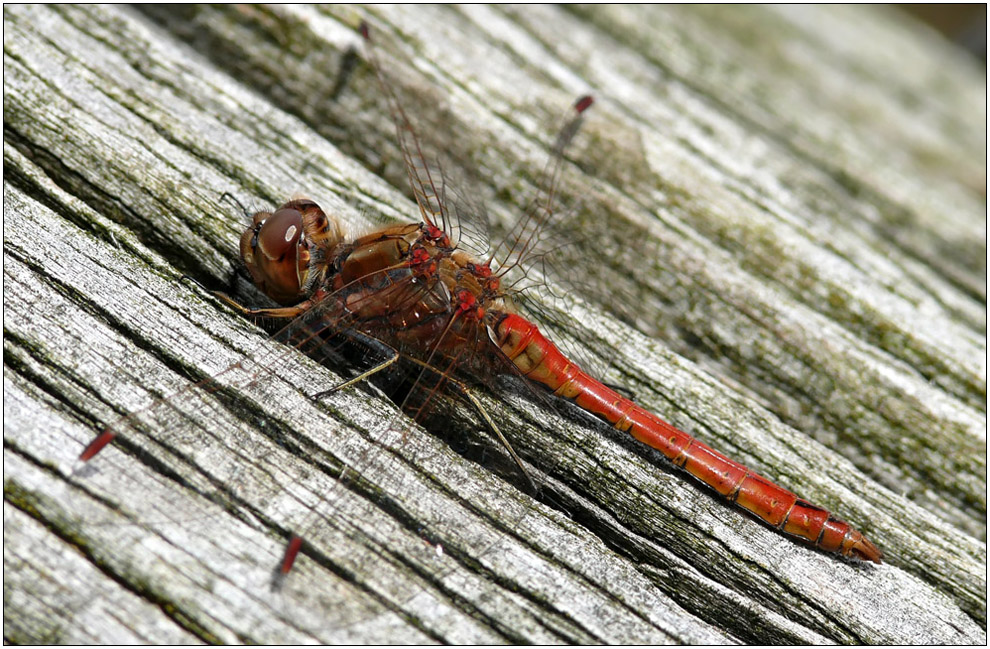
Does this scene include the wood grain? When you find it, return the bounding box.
[4,5,985,643]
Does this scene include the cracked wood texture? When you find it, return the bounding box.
[4,4,985,644]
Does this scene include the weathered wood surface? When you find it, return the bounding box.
[4,4,985,644]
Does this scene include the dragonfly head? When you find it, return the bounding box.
[240,199,339,305]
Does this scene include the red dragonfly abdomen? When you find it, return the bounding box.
[493,312,882,563]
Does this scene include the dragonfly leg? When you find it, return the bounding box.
[312,329,400,399]
[215,290,311,319]
[179,275,312,319]
[403,356,535,492]
[456,383,535,491]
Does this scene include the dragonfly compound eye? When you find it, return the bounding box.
[239,206,310,305]
[262,207,304,258]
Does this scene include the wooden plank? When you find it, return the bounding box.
[3,4,985,644]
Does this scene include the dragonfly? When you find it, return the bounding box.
[79,20,882,576]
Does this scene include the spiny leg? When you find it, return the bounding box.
[216,289,311,319]
[403,356,535,493]
[311,329,401,399]
[454,381,536,493]
[179,274,312,319]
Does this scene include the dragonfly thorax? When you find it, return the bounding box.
[323,220,509,362]
[239,205,511,370]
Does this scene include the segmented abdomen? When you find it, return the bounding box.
[493,312,882,563]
